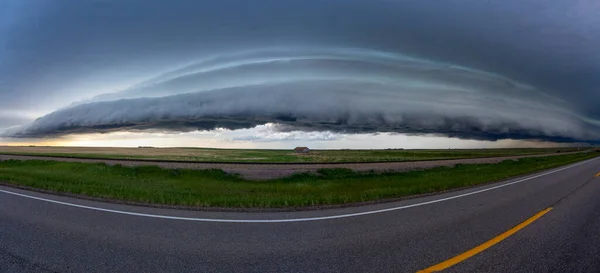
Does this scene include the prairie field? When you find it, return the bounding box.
[0,146,586,163]
[0,152,596,208]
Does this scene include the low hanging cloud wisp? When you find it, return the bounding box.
[3,48,600,143]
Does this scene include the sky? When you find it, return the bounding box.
[1,0,599,148]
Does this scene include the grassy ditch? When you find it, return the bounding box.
[0,152,597,208]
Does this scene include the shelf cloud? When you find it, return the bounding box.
[3,48,599,143]
[1,0,599,146]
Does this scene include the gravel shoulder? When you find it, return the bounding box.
[0,152,582,180]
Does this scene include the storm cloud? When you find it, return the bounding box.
[1,0,600,145]
[3,48,599,143]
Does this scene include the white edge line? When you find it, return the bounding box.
[0,157,597,223]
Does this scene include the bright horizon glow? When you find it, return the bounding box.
[1,125,580,149]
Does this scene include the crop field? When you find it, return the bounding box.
[0,146,587,163]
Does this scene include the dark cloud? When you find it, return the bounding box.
[2,48,599,143]
[4,86,597,142]
[1,0,599,144]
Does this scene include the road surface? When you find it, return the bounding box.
[1,156,600,272]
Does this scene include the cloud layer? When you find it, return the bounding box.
[3,48,599,143]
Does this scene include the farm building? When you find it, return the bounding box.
[294,147,310,154]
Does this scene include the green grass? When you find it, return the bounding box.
[0,147,588,163]
[0,152,597,208]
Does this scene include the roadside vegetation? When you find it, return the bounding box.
[0,146,588,163]
[0,152,596,208]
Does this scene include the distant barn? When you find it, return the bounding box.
[294,147,310,154]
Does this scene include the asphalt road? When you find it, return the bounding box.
[1,156,600,272]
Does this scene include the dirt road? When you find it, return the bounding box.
[0,152,585,180]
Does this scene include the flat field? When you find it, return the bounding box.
[0,146,586,163]
[0,152,596,208]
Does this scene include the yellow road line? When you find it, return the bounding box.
[417,207,553,273]
[595,172,600,177]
